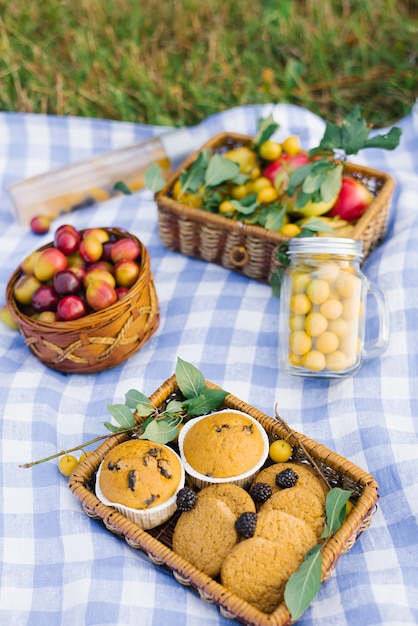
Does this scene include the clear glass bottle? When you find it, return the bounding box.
[279,237,389,378]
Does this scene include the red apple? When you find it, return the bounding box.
[57,295,87,321]
[263,153,310,191]
[116,286,130,300]
[85,279,117,311]
[326,177,373,221]
[34,248,67,282]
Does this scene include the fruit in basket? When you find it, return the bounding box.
[10,225,144,323]
[326,176,372,221]
[57,295,87,321]
[34,248,67,281]
[269,439,293,463]
[263,153,310,192]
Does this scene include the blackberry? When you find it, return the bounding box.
[275,468,299,489]
[176,487,198,511]
[249,482,272,504]
[235,512,258,538]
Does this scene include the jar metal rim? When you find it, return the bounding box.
[287,237,363,258]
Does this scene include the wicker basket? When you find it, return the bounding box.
[156,132,395,283]
[69,375,379,625]
[6,227,160,374]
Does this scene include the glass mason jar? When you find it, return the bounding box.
[279,237,389,378]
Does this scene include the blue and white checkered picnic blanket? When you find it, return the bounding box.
[0,102,417,626]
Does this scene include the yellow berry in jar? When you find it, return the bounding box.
[289,330,312,356]
[280,223,301,237]
[257,186,279,204]
[259,140,282,161]
[306,279,330,305]
[290,293,311,315]
[269,439,292,462]
[282,135,301,156]
[289,314,305,331]
[336,271,360,299]
[319,298,343,320]
[301,350,326,372]
[316,331,339,354]
[341,298,362,320]
[325,350,349,371]
[291,272,311,293]
[288,352,302,366]
[230,184,248,200]
[315,263,340,284]
[305,312,328,337]
[327,317,349,337]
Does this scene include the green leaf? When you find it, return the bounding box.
[264,205,287,231]
[231,198,258,216]
[125,389,152,411]
[204,154,240,188]
[287,162,317,193]
[270,266,285,297]
[176,357,206,399]
[106,403,136,429]
[322,487,353,538]
[179,149,209,193]
[183,388,228,416]
[164,399,185,414]
[284,544,323,620]
[320,163,343,201]
[253,113,280,148]
[114,180,134,195]
[137,416,179,444]
[144,163,166,192]
[103,421,126,433]
[362,126,402,151]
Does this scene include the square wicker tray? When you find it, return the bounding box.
[69,375,379,626]
[155,132,395,283]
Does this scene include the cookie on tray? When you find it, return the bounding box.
[252,461,328,505]
[197,483,256,518]
[254,509,317,557]
[260,485,325,537]
[221,536,304,614]
[172,495,238,578]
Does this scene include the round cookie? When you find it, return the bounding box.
[221,536,304,614]
[172,496,238,578]
[254,509,317,557]
[260,485,325,537]
[197,483,256,518]
[252,461,328,505]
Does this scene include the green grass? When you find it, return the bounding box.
[0,0,416,128]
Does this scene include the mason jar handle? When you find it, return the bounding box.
[363,281,390,360]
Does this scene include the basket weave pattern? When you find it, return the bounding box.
[156,132,395,283]
[6,228,160,374]
[69,376,379,626]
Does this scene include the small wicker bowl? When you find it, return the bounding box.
[95,443,185,530]
[6,227,160,374]
[178,409,269,489]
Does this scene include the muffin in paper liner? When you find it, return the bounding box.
[95,443,185,530]
[178,409,269,489]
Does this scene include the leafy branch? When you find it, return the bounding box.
[19,357,228,468]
